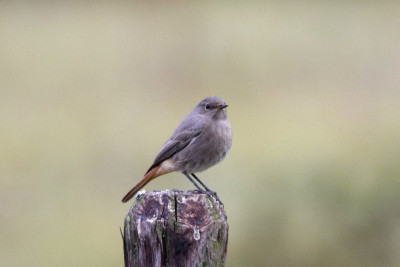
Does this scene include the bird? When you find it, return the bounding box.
[122,96,232,204]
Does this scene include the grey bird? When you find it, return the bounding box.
[122,96,232,203]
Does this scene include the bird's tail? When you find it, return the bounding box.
[121,166,160,203]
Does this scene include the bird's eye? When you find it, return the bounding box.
[205,104,210,110]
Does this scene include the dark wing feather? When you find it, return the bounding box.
[145,130,201,173]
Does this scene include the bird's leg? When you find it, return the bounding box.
[191,173,223,205]
[183,171,203,192]
[190,173,211,191]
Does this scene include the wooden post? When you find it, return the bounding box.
[123,190,228,267]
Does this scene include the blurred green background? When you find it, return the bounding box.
[1,1,400,266]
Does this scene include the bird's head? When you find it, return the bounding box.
[195,96,229,120]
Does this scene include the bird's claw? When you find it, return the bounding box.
[204,190,224,206]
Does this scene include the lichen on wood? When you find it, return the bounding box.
[123,190,228,267]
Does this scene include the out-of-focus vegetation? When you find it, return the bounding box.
[1,1,400,266]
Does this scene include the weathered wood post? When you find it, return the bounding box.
[123,190,228,267]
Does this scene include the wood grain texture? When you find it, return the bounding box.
[123,190,228,267]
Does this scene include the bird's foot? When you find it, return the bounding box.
[192,189,203,194]
[203,190,224,206]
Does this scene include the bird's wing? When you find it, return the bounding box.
[145,129,202,174]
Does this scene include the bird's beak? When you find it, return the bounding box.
[217,103,229,110]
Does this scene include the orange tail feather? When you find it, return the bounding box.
[122,166,160,203]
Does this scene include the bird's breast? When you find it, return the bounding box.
[174,119,232,173]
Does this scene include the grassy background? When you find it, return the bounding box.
[1,1,400,266]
